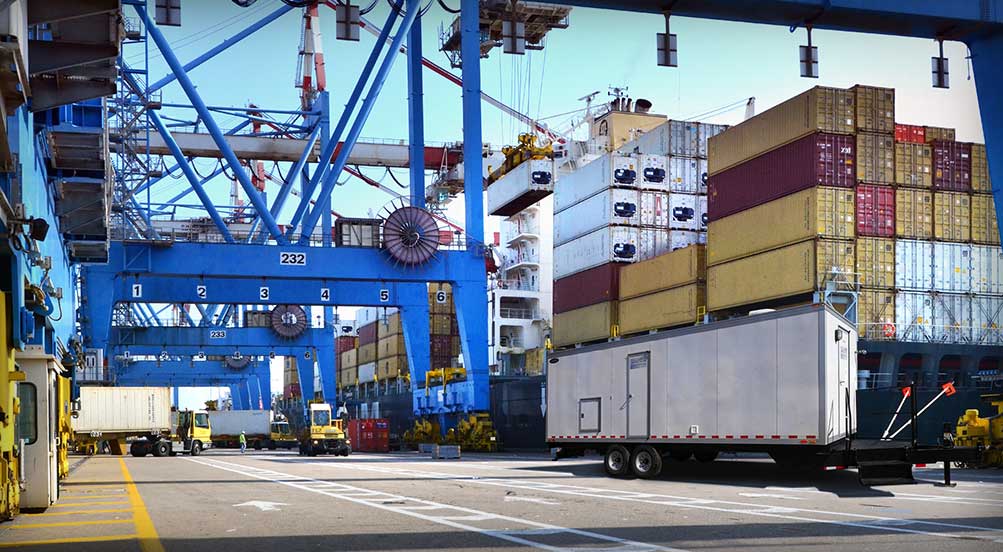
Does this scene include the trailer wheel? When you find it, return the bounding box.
[254,441,262,451]
[670,450,692,462]
[152,441,170,457]
[267,441,277,451]
[631,445,663,479]
[190,442,202,457]
[130,442,148,457]
[694,451,718,463]
[604,445,631,477]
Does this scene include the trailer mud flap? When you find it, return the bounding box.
[857,460,914,486]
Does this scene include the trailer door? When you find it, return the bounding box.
[626,352,650,439]
[836,325,851,439]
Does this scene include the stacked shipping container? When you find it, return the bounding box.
[551,120,725,347]
[704,85,1001,345]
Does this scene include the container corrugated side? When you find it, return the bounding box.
[930,292,972,344]
[553,263,621,314]
[856,184,895,237]
[707,86,855,175]
[638,229,700,260]
[208,411,271,436]
[667,156,700,193]
[552,301,616,347]
[924,126,956,143]
[896,124,925,143]
[707,186,854,265]
[358,362,377,383]
[895,188,933,239]
[895,291,934,342]
[554,188,639,246]
[932,141,972,192]
[708,132,855,221]
[486,158,555,216]
[74,387,172,434]
[856,132,895,184]
[358,343,377,364]
[894,142,932,188]
[972,295,1003,345]
[377,355,408,380]
[972,244,1003,295]
[639,190,669,227]
[378,334,406,358]
[858,289,895,340]
[971,143,991,194]
[707,239,855,311]
[431,314,453,334]
[619,244,705,300]
[698,123,728,158]
[669,120,700,157]
[340,348,358,368]
[554,225,639,279]
[620,121,670,155]
[895,239,933,290]
[971,194,1000,245]
[933,191,971,242]
[932,242,972,293]
[852,85,895,134]
[617,284,704,335]
[554,153,638,213]
[856,237,895,289]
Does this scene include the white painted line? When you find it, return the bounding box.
[738,493,805,501]
[329,462,1003,543]
[187,458,685,552]
[504,495,561,506]
[233,500,287,512]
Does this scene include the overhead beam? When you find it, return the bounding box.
[27,0,119,25]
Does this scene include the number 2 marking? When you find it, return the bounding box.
[197,285,207,299]
[279,252,307,266]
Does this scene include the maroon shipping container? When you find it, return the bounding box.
[431,334,452,356]
[347,419,390,453]
[932,140,972,191]
[856,184,895,237]
[708,132,855,222]
[336,335,357,354]
[553,263,622,314]
[358,322,378,345]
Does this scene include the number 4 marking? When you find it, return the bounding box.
[320,288,330,302]
[259,287,270,301]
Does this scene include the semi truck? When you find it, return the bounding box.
[129,409,212,457]
[546,305,977,485]
[208,410,271,449]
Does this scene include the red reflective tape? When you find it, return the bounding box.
[711,435,720,439]
[725,435,734,439]
[788,435,798,439]
[755,435,765,439]
[620,435,625,439]
[740,435,749,439]
[800,440,808,444]
[661,435,669,439]
[650,435,657,439]
[806,435,816,439]
[915,463,927,468]
[673,435,681,439]
[771,435,781,439]
[685,435,694,439]
[698,435,706,439]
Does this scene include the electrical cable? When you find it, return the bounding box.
[232,0,259,6]
[386,167,407,188]
[281,0,314,6]
[437,0,459,13]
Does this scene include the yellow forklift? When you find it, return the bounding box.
[297,402,350,456]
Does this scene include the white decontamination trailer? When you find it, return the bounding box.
[546,305,976,484]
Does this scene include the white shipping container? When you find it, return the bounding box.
[930,292,971,344]
[358,361,377,383]
[486,159,555,216]
[699,123,729,158]
[667,156,700,193]
[697,195,708,230]
[554,188,639,246]
[698,159,709,193]
[638,229,701,260]
[972,245,1003,295]
[931,242,972,293]
[554,153,637,212]
[73,387,172,435]
[895,239,933,290]
[894,291,934,343]
[207,410,271,438]
[971,295,1003,345]
[669,120,700,157]
[554,225,639,279]
[637,154,667,190]
[639,191,669,227]
[698,231,708,245]
[669,193,699,230]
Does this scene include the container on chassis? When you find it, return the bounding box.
[208,410,270,449]
[486,159,555,217]
[546,305,976,483]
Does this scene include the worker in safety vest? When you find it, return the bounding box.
[239,431,247,453]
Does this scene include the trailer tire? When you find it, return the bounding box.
[267,441,277,451]
[670,450,692,462]
[190,442,202,456]
[130,442,148,457]
[604,445,631,477]
[631,445,662,479]
[694,451,718,463]
[152,441,170,457]
[254,441,262,451]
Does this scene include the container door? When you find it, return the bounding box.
[836,325,851,439]
[626,353,650,439]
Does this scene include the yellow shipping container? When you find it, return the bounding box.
[858,290,896,340]
[894,142,932,188]
[525,348,545,376]
[934,192,971,242]
[377,355,408,380]
[856,238,895,288]
[450,336,461,356]
[972,144,991,194]
[972,194,1001,245]
[707,186,855,265]
[591,110,667,152]
[896,188,934,239]
[340,348,358,368]
[553,301,616,348]
[708,86,855,175]
[707,239,855,311]
[856,132,895,184]
[429,282,454,314]
[358,342,377,364]
[852,85,895,134]
[924,126,956,143]
[431,314,453,335]
[618,284,704,335]
[377,312,401,338]
[378,334,406,359]
[620,245,705,300]
[338,366,358,388]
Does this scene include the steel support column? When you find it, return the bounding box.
[316,343,336,402]
[230,384,247,410]
[247,376,262,410]
[406,9,425,208]
[401,303,430,413]
[967,32,1003,245]
[295,353,316,402]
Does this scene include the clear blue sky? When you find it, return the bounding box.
[133,1,983,408]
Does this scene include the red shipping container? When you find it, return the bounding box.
[708,132,855,222]
[856,184,895,237]
[932,140,972,192]
[553,263,621,314]
[348,419,389,453]
[895,124,925,144]
[431,335,451,356]
[336,335,357,354]
[358,322,378,345]
[283,383,301,398]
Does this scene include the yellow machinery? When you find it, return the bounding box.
[269,420,298,450]
[56,375,71,479]
[445,414,500,452]
[129,410,212,457]
[403,418,440,448]
[487,133,553,184]
[0,292,21,519]
[298,402,351,456]
[955,394,1003,467]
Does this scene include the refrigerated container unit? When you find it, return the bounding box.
[895,188,933,239]
[856,184,895,237]
[554,188,639,246]
[895,239,934,291]
[554,225,639,279]
[553,263,621,315]
[552,301,616,348]
[554,153,637,212]
[933,191,971,242]
[667,193,699,230]
[708,132,855,221]
[486,158,555,216]
[932,141,972,192]
[856,133,895,184]
[932,242,972,293]
[358,361,377,384]
[856,237,895,289]
[636,154,666,189]
[696,196,708,230]
[547,304,974,483]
